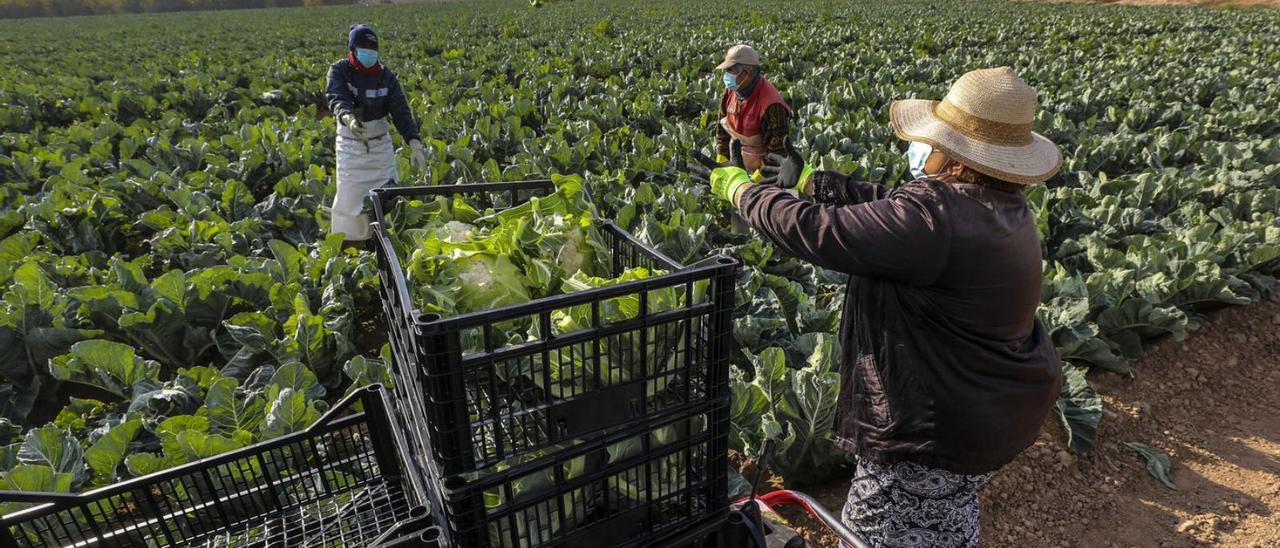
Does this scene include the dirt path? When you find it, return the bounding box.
[780,299,1280,547]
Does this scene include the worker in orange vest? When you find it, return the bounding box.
[714,44,793,174]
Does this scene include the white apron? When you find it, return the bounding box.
[332,118,397,241]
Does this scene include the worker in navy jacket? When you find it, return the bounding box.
[326,24,425,244]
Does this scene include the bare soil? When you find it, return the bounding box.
[771,299,1280,547]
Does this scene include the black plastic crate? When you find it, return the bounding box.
[434,399,730,548]
[0,386,416,548]
[368,506,445,547]
[643,513,732,548]
[369,180,739,483]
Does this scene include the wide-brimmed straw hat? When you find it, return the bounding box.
[890,67,1062,185]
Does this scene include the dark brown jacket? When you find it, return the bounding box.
[737,171,1063,475]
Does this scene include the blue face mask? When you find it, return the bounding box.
[723,72,738,92]
[905,141,933,179]
[355,48,379,67]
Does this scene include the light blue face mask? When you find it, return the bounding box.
[905,141,933,179]
[355,48,379,67]
[722,72,738,92]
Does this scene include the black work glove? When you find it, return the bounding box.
[687,139,744,182]
[685,140,779,202]
[759,137,814,191]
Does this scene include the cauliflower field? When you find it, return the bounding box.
[0,0,1278,501]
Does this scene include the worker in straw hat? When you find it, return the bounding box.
[687,67,1064,547]
[713,43,792,173]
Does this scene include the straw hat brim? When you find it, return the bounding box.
[890,99,1062,185]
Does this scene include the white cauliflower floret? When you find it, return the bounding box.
[457,258,494,291]
[439,221,476,243]
[453,254,531,312]
[557,228,586,275]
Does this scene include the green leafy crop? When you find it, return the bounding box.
[0,0,1277,496]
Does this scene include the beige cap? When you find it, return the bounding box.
[716,44,760,70]
[890,67,1062,185]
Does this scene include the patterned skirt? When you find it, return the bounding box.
[840,459,993,548]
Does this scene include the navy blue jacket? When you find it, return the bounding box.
[326,59,420,142]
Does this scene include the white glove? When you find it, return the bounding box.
[339,112,367,139]
[409,139,427,171]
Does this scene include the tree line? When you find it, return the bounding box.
[0,0,358,19]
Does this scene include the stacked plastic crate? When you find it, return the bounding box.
[369,180,739,548]
[0,386,428,547]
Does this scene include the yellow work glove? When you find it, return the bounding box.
[685,141,752,204]
[709,166,752,203]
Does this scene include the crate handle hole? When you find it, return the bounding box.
[727,510,747,525]
[421,526,443,543]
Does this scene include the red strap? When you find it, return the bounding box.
[348,51,382,76]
